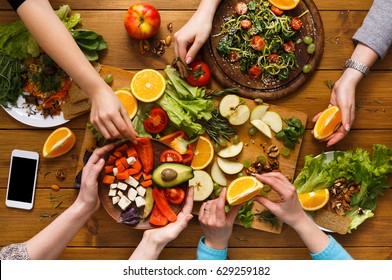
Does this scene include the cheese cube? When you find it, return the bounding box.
[112,196,120,205]
[127,156,136,165]
[113,167,118,176]
[117,182,128,191]
[136,186,146,197]
[117,190,124,198]
[110,183,117,190]
[108,189,117,197]
[125,176,139,188]
[127,187,138,201]
[135,196,146,208]
[118,196,131,211]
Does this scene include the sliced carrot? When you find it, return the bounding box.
[141,179,153,187]
[102,175,115,185]
[126,147,138,158]
[116,171,130,180]
[113,151,123,158]
[104,165,114,174]
[107,155,117,165]
[115,158,124,167]
[133,172,143,181]
[115,143,129,153]
[143,173,152,180]
[120,157,130,168]
[132,158,142,173]
[117,163,126,174]
[128,168,139,176]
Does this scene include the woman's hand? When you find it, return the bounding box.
[75,143,116,215]
[89,88,138,142]
[198,188,242,250]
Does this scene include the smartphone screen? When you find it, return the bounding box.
[6,151,39,210]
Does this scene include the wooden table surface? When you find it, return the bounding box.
[0,0,391,260]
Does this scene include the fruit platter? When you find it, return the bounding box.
[76,64,307,233]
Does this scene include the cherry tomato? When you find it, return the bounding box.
[227,50,240,63]
[271,6,283,16]
[267,54,280,64]
[235,2,248,15]
[240,19,252,29]
[164,187,185,204]
[248,65,262,79]
[283,41,295,53]
[290,17,303,30]
[143,107,168,134]
[159,149,183,163]
[250,36,265,51]
[186,61,211,87]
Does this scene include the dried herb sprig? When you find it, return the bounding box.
[204,87,238,99]
[39,213,58,221]
[201,109,237,143]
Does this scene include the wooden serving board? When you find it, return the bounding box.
[76,65,308,234]
[202,0,324,100]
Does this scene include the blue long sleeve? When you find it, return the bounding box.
[310,236,353,260]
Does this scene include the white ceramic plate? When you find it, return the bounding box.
[2,95,68,128]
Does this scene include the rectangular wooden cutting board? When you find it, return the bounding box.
[75,65,308,234]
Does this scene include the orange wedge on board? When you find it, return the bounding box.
[43,127,76,158]
[190,136,214,170]
[114,89,138,119]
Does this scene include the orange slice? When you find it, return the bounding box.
[298,188,330,211]
[313,106,342,140]
[226,176,264,206]
[268,0,301,10]
[43,127,76,158]
[190,136,214,170]
[114,89,138,119]
[130,69,166,102]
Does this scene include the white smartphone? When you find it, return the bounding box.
[6,149,39,210]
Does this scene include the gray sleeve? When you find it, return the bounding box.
[0,243,29,260]
[353,0,392,59]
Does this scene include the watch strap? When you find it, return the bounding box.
[344,59,370,76]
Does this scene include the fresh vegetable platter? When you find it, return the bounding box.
[202,0,324,100]
[76,65,308,233]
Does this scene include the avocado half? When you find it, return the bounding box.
[152,163,194,188]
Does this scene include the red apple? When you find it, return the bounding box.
[124,4,161,40]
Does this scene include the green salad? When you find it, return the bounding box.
[215,0,302,81]
[294,144,392,232]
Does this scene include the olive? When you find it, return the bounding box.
[161,168,178,182]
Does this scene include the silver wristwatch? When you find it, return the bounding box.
[344,59,370,76]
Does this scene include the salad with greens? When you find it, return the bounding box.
[294,144,392,232]
[215,0,302,81]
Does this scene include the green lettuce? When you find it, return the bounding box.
[294,144,392,231]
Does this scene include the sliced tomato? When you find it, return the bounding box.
[240,19,252,29]
[186,61,211,87]
[283,41,295,53]
[164,187,185,205]
[290,17,303,30]
[143,107,168,134]
[235,2,248,15]
[160,149,183,163]
[248,65,262,79]
[271,6,283,16]
[267,54,280,64]
[227,50,240,63]
[250,36,265,51]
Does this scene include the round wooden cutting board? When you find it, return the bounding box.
[201,0,324,100]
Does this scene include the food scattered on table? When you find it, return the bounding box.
[313,105,342,140]
[226,176,264,206]
[42,127,76,158]
[130,69,166,102]
[189,170,214,201]
[114,89,138,119]
[190,136,214,170]
[219,94,250,126]
[294,144,392,233]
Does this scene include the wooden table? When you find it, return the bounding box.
[0,0,391,260]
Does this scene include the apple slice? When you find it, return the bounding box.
[261,111,283,133]
[250,104,269,121]
[219,94,250,125]
[217,157,244,175]
[210,160,227,186]
[250,119,272,138]
[189,170,214,201]
[217,142,243,158]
